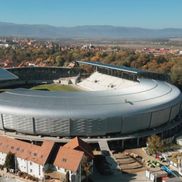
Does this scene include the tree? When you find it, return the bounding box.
[4,152,15,170]
[55,55,65,66]
[63,171,70,182]
[171,60,182,86]
[147,135,164,155]
[81,155,92,182]
[156,56,167,64]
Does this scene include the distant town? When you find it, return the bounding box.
[0,37,181,89]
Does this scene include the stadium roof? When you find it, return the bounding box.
[0,68,18,81]
[0,78,180,118]
[76,60,142,74]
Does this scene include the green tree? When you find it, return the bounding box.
[55,55,65,66]
[4,152,15,170]
[156,56,167,64]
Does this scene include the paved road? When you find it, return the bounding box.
[91,170,151,182]
[98,140,110,151]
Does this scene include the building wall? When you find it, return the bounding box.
[57,166,81,182]
[170,103,180,121]
[3,114,34,134]
[16,158,43,179]
[122,113,151,133]
[106,117,122,134]
[70,118,107,136]
[0,152,7,165]
[0,102,181,136]
[150,108,171,128]
[57,166,67,174]
[35,117,70,136]
[27,161,43,179]
[0,152,43,179]
[17,157,28,173]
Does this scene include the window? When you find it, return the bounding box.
[39,165,41,175]
[62,158,67,162]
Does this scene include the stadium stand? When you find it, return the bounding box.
[78,71,139,91]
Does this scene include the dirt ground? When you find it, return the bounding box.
[113,148,148,174]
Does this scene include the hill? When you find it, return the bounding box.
[0,22,182,39]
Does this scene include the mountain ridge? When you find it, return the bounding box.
[0,21,182,39]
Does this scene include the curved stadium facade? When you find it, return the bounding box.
[0,62,181,139]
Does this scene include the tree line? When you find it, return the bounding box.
[0,46,181,88]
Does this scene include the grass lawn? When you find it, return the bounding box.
[31,84,81,92]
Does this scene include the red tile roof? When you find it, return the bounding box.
[63,137,93,158]
[54,147,84,172]
[0,136,55,165]
[54,137,93,172]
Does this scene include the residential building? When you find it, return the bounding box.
[0,136,55,179]
[54,137,94,182]
[0,136,94,182]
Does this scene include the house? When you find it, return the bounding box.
[54,146,84,182]
[0,135,93,182]
[0,136,55,179]
[54,137,94,182]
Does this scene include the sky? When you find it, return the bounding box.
[0,0,182,29]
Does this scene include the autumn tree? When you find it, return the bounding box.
[81,155,92,182]
[147,135,164,155]
[171,60,182,86]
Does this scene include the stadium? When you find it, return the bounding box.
[0,61,181,145]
